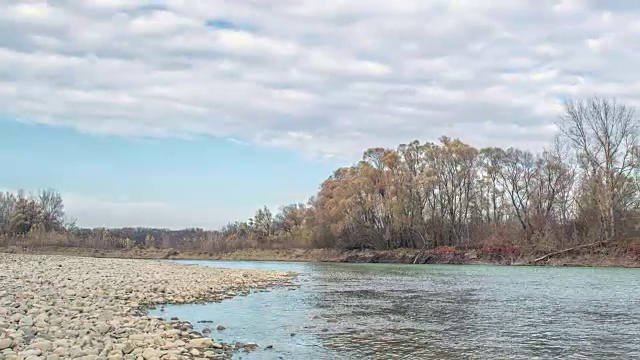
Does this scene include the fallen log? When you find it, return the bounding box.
[412,246,427,264]
[530,241,609,264]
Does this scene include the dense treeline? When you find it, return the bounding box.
[2,97,640,258]
[218,97,640,256]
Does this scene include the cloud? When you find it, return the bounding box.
[2,0,640,158]
[62,192,251,229]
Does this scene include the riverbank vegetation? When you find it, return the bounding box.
[2,97,640,264]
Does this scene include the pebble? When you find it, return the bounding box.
[96,322,111,335]
[19,316,34,327]
[0,338,13,349]
[31,341,52,352]
[188,338,213,348]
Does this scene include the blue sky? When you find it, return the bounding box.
[1,1,638,228]
[0,119,338,228]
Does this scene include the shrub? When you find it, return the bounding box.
[480,231,522,260]
[628,239,640,257]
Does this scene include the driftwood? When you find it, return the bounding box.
[412,231,430,264]
[412,245,427,264]
[530,241,609,264]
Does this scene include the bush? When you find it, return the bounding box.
[628,239,640,257]
[480,231,522,260]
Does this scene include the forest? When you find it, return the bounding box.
[2,97,640,259]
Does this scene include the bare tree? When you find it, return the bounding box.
[0,192,17,234]
[38,188,66,232]
[558,97,639,241]
[499,148,536,240]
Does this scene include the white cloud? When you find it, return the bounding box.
[62,193,252,229]
[1,0,640,160]
[11,2,54,21]
[586,36,613,52]
[128,10,199,34]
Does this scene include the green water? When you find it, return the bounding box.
[149,261,640,359]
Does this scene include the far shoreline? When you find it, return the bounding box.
[2,245,639,269]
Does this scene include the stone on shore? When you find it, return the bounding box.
[0,338,13,349]
[188,338,213,348]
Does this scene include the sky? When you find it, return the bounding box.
[1,0,639,229]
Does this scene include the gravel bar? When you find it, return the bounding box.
[0,254,293,360]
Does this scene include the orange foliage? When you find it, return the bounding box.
[480,231,521,259]
[628,239,640,257]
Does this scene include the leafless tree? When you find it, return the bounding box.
[38,188,65,232]
[558,96,639,241]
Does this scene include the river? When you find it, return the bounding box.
[149,260,640,359]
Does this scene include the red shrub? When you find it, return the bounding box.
[628,239,640,257]
[480,231,522,259]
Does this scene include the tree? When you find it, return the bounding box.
[274,203,307,233]
[477,147,506,225]
[558,97,639,241]
[0,192,17,234]
[253,206,274,238]
[37,188,65,232]
[9,191,41,234]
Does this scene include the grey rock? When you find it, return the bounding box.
[52,347,67,356]
[0,339,13,350]
[122,343,135,354]
[141,348,162,359]
[19,317,33,327]
[188,338,213,348]
[31,341,53,352]
[95,323,111,335]
[22,349,42,356]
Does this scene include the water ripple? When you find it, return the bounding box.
[152,261,640,359]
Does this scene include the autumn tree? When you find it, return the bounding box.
[274,203,307,233]
[7,96,636,256]
[9,191,41,234]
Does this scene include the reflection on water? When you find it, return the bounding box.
[149,261,640,359]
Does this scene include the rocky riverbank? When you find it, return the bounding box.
[0,254,293,360]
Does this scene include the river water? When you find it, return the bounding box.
[149,260,640,359]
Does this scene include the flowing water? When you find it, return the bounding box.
[149,261,640,359]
